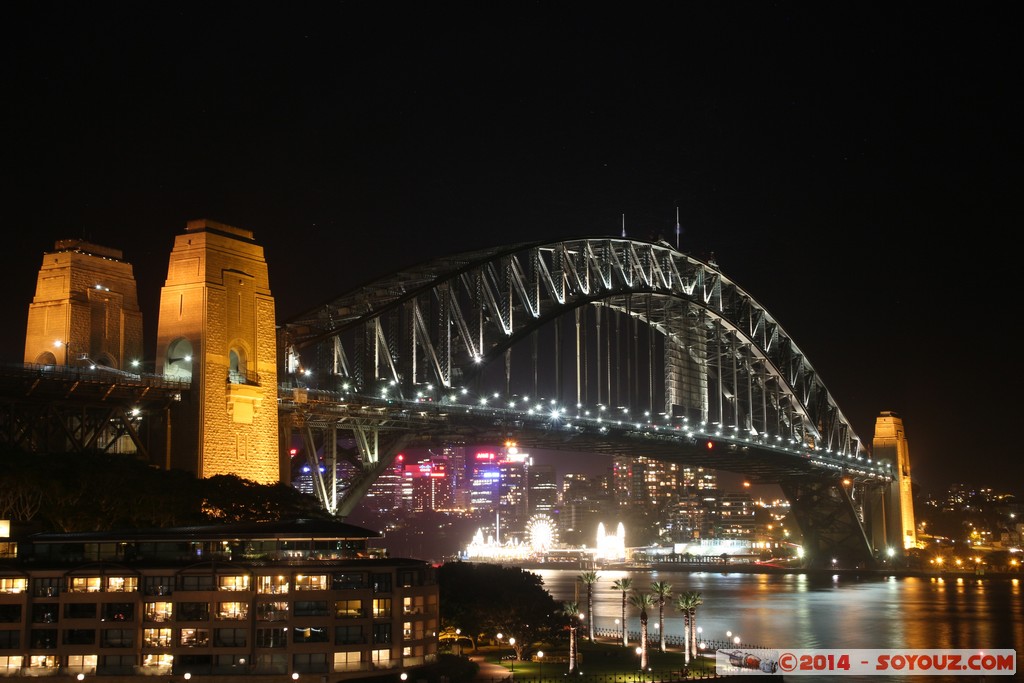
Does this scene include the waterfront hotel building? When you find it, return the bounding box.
[0,519,438,681]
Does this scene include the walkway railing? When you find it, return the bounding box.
[591,629,763,652]
[476,672,721,682]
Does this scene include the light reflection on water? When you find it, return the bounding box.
[533,569,1022,681]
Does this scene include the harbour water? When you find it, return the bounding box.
[533,567,1022,680]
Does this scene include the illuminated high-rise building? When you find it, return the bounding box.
[526,463,557,514]
[404,458,451,512]
[713,491,758,538]
[470,450,501,512]
[363,453,406,512]
[612,455,685,510]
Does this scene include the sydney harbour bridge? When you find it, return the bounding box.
[1,235,901,568]
[277,237,896,567]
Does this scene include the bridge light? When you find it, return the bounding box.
[706,441,714,450]
[289,448,298,457]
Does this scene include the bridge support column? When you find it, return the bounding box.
[781,478,877,569]
[156,219,279,483]
[336,427,414,517]
[872,411,917,555]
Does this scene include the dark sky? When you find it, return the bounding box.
[2,3,1020,496]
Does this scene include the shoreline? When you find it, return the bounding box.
[468,558,1021,581]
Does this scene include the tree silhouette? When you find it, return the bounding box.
[0,450,330,531]
[561,600,582,673]
[578,570,599,642]
[628,591,655,670]
[675,590,703,664]
[439,563,561,657]
[611,577,633,646]
[650,580,672,652]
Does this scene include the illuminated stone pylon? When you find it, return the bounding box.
[23,240,143,369]
[156,219,280,484]
[872,411,918,551]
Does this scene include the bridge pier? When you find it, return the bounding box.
[781,477,877,568]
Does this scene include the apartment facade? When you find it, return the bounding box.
[0,519,438,682]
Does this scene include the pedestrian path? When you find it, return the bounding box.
[470,654,511,682]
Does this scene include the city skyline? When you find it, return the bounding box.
[3,5,1019,495]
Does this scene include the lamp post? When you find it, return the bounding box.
[456,628,462,657]
[54,340,75,367]
[508,637,516,679]
[496,633,503,664]
[636,647,643,683]
[537,651,544,681]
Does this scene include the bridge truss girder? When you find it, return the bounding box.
[0,367,185,463]
[282,397,422,516]
[279,237,889,562]
[282,238,867,462]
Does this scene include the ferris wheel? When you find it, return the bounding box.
[526,513,559,551]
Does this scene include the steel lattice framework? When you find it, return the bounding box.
[283,238,865,454]
[279,237,896,566]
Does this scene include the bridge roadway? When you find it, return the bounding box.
[0,361,891,487]
[0,362,894,568]
[0,362,188,459]
[280,385,892,486]
[282,386,896,569]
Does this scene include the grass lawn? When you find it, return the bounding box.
[483,640,718,681]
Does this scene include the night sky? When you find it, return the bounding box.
[3,3,1020,496]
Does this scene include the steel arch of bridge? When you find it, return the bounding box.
[279,237,894,566]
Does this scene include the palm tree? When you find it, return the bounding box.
[650,580,672,652]
[611,577,633,646]
[578,570,599,642]
[674,592,696,665]
[686,591,703,661]
[675,590,704,664]
[627,590,655,670]
[561,600,582,673]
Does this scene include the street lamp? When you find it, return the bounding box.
[54,340,77,367]
[509,637,516,678]
[456,628,462,656]
[496,633,503,664]
[537,651,544,681]
[636,647,643,682]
